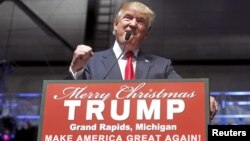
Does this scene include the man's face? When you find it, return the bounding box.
[114,9,150,50]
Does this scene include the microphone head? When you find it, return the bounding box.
[125,32,132,41]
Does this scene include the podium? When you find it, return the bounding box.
[38,79,209,141]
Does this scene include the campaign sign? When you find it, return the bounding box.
[38,79,209,141]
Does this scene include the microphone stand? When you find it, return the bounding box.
[103,32,132,79]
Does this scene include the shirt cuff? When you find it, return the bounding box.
[69,67,84,80]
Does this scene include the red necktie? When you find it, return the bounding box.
[125,51,135,80]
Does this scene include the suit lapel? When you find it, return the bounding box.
[102,49,123,79]
[135,51,150,79]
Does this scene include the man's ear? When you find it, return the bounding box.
[113,19,118,31]
[143,26,152,40]
[148,26,152,32]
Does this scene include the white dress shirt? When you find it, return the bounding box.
[113,40,138,79]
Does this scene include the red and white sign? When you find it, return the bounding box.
[38,79,209,141]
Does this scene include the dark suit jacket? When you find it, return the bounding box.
[74,48,181,80]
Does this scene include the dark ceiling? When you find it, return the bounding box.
[1,0,250,65]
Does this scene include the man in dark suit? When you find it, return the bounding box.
[69,1,218,119]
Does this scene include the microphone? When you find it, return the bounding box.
[125,31,132,40]
[103,32,132,79]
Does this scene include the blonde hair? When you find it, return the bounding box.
[114,1,155,29]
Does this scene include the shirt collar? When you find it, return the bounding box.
[113,40,139,59]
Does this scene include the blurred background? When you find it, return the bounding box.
[0,0,250,140]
